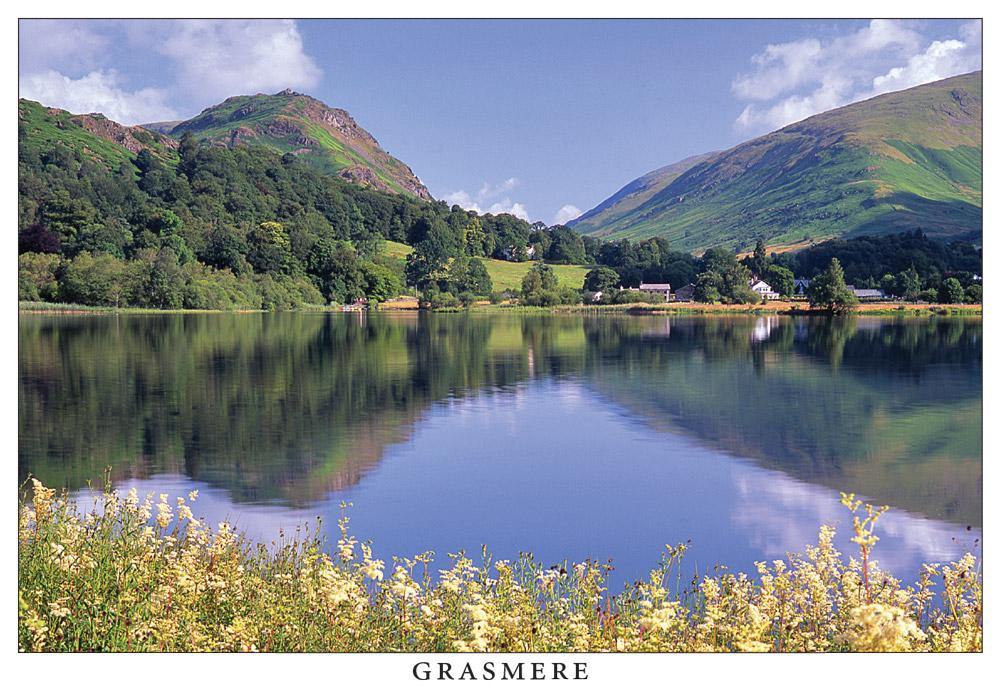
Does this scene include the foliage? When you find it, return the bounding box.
[778,230,982,298]
[594,237,697,289]
[809,258,859,314]
[763,264,795,297]
[18,479,982,652]
[583,267,620,293]
[19,103,546,310]
[18,253,62,302]
[694,248,760,304]
[938,278,965,304]
[518,262,580,306]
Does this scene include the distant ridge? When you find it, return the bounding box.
[573,72,982,252]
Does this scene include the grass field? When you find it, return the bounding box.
[382,241,592,292]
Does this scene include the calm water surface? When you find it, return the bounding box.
[19,312,982,586]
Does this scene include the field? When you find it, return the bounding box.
[381,241,592,292]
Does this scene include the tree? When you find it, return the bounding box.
[447,256,492,296]
[764,264,795,297]
[583,267,620,294]
[965,283,982,304]
[693,248,757,304]
[694,271,722,303]
[809,258,858,314]
[59,252,137,307]
[145,247,186,309]
[895,266,922,301]
[360,261,403,303]
[462,216,494,257]
[519,262,578,306]
[248,221,292,274]
[19,223,62,254]
[521,261,558,296]
[545,225,586,264]
[745,238,769,276]
[18,252,62,301]
[938,278,965,304]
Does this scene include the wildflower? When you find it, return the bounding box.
[841,604,926,651]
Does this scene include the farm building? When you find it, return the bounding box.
[638,283,671,300]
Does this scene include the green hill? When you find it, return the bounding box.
[19,99,180,169]
[572,72,982,252]
[162,90,431,200]
[569,152,715,231]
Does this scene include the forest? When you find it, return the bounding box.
[19,123,982,310]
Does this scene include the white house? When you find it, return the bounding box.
[749,279,779,300]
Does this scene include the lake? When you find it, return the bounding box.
[18,312,982,588]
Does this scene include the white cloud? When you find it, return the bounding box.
[18,19,322,123]
[732,20,981,134]
[869,35,981,96]
[443,177,531,221]
[552,204,581,225]
[19,20,111,74]
[153,20,322,103]
[19,69,177,125]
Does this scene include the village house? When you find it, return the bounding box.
[499,245,536,261]
[638,283,671,300]
[749,279,779,300]
[847,286,888,301]
[793,278,811,295]
[673,284,696,302]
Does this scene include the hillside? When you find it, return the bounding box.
[19,99,179,168]
[568,152,715,230]
[162,90,431,200]
[573,72,982,252]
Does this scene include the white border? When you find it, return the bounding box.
[5,2,993,682]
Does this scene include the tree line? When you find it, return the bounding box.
[18,125,580,309]
[18,114,982,310]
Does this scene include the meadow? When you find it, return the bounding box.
[382,241,592,292]
[18,477,981,652]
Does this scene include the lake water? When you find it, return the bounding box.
[19,312,982,588]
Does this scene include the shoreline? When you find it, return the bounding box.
[20,299,983,317]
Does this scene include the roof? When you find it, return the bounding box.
[749,280,773,290]
[638,283,671,289]
[851,288,885,297]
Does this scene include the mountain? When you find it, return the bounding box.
[161,89,432,200]
[573,72,982,252]
[140,120,184,135]
[568,152,716,230]
[19,99,179,168]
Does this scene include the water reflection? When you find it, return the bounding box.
[19,312,981,584]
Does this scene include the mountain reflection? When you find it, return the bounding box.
[20,313,981,528]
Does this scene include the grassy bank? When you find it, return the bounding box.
[19,478,981,652]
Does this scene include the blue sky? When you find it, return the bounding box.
[19,19,981,225]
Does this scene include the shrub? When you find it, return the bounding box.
[18,252,62,302]
[17,479,982,652]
